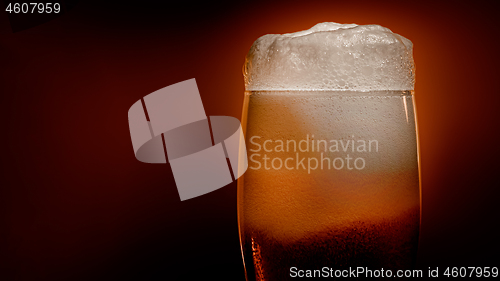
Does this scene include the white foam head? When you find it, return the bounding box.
[244,22,415,91]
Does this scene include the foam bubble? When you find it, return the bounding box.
[244,22,415,91]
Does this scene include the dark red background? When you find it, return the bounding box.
[1,0,499,280]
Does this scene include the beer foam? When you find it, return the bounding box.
[244,22,415,91]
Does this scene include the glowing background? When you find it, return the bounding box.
[0,0,498,279]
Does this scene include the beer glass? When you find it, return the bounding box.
[238,23,420,280]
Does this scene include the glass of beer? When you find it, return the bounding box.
[238,23,420,280]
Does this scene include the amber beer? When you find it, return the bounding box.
[238,23,419,280]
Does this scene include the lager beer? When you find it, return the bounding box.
[238,23,419,280]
